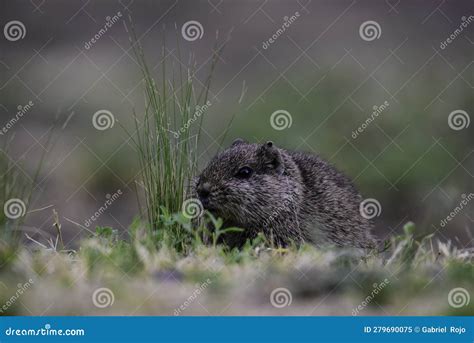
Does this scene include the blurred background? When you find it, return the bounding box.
[0,0,473,247]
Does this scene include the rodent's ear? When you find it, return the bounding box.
[258,142,283,174]
[231,138,247,147]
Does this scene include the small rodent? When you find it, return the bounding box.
[194,139,377,250]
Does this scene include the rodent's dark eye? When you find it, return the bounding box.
[235,166,253,179]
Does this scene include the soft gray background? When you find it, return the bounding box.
[1,0,473,246]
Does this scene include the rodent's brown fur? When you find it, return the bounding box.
[194,139,377,249]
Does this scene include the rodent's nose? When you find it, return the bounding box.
[197,182,211,200]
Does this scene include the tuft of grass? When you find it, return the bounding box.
[0,133,51,247]
[126,23,220,252]
[0,136,29,241]
[1,118,57,265]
